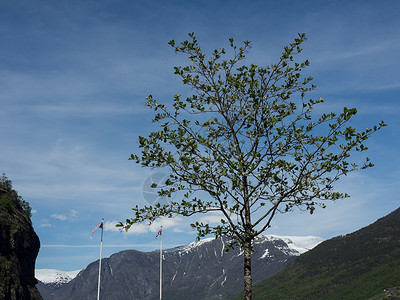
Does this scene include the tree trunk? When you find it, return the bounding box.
[243,238,252,300]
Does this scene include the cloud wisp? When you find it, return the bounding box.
[104,217,184,235]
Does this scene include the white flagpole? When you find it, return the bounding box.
[97,218,104,300]
[159,226,163,300]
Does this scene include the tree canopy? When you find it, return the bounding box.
[119,33,385,299]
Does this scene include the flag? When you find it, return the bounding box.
[155,228,162,239]
[92,222,103,235]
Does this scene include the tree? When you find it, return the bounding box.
[119,33,386,299]
[0,173,32,218]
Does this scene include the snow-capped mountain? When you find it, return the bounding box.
[168,235,323,258]
[37,235,322,300]
[35,269,82,287]
[256,235,324,255]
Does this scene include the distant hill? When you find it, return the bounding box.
[36,235,322,300]
[240,207,400,300]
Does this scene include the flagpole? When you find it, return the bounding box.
[159,226,163,300]
[97,218,104,300]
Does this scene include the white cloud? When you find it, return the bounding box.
[149,217,183,233]
[104,216,183,235]
[51,214,68,221]
[50,210,79,222]
[70,210,79,219]
[198,212,227,225]
[40,218,53,228]
[40,224,53,228]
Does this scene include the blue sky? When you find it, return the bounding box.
[1,0,399,271]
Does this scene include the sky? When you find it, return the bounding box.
[0,0,399,271]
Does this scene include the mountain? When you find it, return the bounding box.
[35,269,81,300]
[244,207,400,300]
[35,269,82,288]
[36,235,322,300]
[0,185,42,300]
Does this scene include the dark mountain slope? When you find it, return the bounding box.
[246,207,400,300]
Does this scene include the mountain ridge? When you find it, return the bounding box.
[36,234,322,300]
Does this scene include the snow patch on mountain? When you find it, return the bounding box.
[270,235,324,254]
[35,268,82,285]
[256,235,324,258]
[171,237,216,256]
[260,248,270,259]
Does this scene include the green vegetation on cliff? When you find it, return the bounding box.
[0,173,32,218]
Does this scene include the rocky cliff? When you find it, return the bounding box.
[0,187,42,300]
